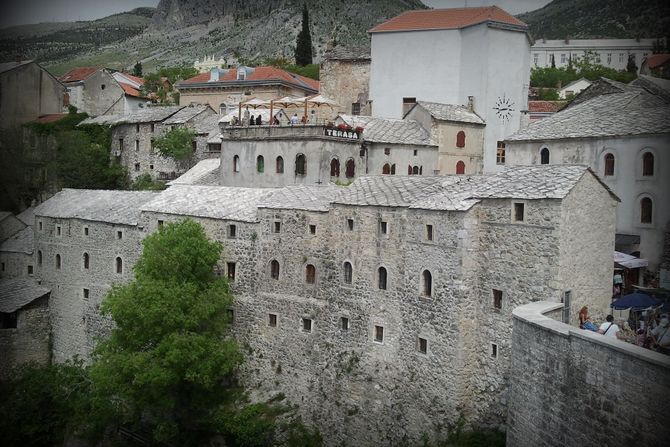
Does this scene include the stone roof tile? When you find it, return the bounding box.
[162,105,212,125]
[259,185,340,212]
[0,278,50,313]
[363,118,433,145]
[0,227,33,254]
[168,159,220,186]
[78,106,184,126]
[415,101,485,124]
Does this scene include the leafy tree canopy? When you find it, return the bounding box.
[531,50,636,88]
[152,126,197,161]
[132,61,143,77]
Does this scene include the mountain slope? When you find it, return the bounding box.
[518,0,670,39]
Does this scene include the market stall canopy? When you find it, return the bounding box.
[240,98,271,108]
[614,251,648,269]
[611,291,661,311]
[307,94,340,108]
[272,96,308,108]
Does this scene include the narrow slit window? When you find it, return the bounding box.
[343,262,353,284]
[269,313,277,327]
[228,224,236,238]
[380,221,387,234]
[302,318,312,333]
[426,224,433,241]
[347,218,354,231]
[270,260,280,280]
[309,224,316,235]
[513,203,525,222]
[340,317,349,331]
[227,262,236,281]
[306,264,316,284]
[493,289,503,309]
[374,325,384,343]
[418,337,427,354]
[378,267,387,290]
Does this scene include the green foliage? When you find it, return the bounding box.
[132,61,143,76]
[0,361,91,447]
[153,126,197,161]
[531,50,636,88]
[157,65,199,84]
[130,173,167,191]
[626,54,638,73]
[294,4,313,66]
[536,88,559,101]
[259,57,319,80]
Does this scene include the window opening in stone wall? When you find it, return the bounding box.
[642,152,654,176]
[233,155,240,173]
[276,156,284,173]
[540,147,550,164]
[413,149,418,156]
[604,153,615,176]
[340,317,349,331]
[306,264,316,284]
[351,102,361,115]
[273,221,281,233]
[330,158,340,177]
[422,270,432,297]
[343,262,352,284]
[116,257,123,274]
[345,159,355,178]
[136,124,140,132]
[37,250,42,266]
[456,161,465,175]
[28,265,33,275]
[391,164,396,174]
[384,147,391,155]
[347,218,354,231]
[426,224,433,241]
[135,140,139,151]
[641,197,653,224]
[227,309,234,324]
[412,166,420,175]
[83,288,89,299]
[134,163,140,172]
[513,203,525,222]
[151,123,155,132]
[228,224,236,238]
[295,154,306,175]
[117,230,122,240]
[382,163,391,175]
[562,290,571,324]
[227,262,236,281]
[0,311,18,329]
[83,226,89,236]
[402,97,416,116]
[493,289,502,309]
[374,325,384,343]
[302,318,312,333]
[56,254,61,269]
[378,267,388,290]
[380,221,388,234]
[158,220,164,227]
[491,343,498,358]
[56,225,61,236]
[38,221,42,231]
[269,313,277,327]
[271,260,280,280]
[83,253,90,270]
[191,140,197,154]
[408,165,412,175]
[256,155,265,173]
[119,138,124,151]
[309,224,316,235]
[150,139,155,154]
[496,141,506,165]
[456,131,466,148]
[418,337,428,354]
[1,262,4,272]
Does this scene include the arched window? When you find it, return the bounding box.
[276,156,284,173]
[330,158,340,177]
[343,262,352,284]
[296,154,306,175]
[378,267,387,290]
[540,147,550,165]
[604,153,615,176]
[382,163,391,175]
[116,257,123,274]
[233,155,240,173]
[641,197,653,224]
[422,270,432,297]
[256,155,264,173]
[391,164,396,175]
[219,103,227,115]
[642,152,654,176]
[270,260,280,280]
[83,252,89,270]
[345,159,355,178]
[456,130,466,148]
[37,250,42,266]
[305,264,315,284]
[56,254,61,270]
[408,165,413,175]
[412,166,419,175]
[456,161,465,175]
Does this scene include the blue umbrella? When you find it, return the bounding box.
[611,291,661,311]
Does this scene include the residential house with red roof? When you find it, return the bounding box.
[58,68,147,116]
[641,53,670,78]
[368,6,531,172]
[175,65,319,114]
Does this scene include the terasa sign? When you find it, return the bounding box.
[324,128,361,140]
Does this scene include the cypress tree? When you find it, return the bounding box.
[294,4,313,66]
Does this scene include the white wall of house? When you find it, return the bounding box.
[558,78,592,99]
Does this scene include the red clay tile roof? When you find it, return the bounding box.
[119,73,144,85]
[58,67,98,83]
[179,66,319,92]
[646,54,670,69]
[369,6,527,33]
[528,101,567,113]
[33,113,69,124]
[119,82,143,98]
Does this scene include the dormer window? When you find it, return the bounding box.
[237,68,246,81]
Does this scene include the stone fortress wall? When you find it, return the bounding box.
[33,166,617,445]
[507,301,670,447]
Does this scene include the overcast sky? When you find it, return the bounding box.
[0,0,552,28]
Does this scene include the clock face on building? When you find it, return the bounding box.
[493,94,515,123]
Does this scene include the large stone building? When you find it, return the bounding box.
[175,66,319,114]
[0,60,65,130]
[505,76,670,276]
[368,6,531,172]
[31,163,617,444]
[319,46,371,116]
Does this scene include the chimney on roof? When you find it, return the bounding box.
[210,68,220,82]
[467,96,474,112]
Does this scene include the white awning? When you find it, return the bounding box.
[614,251,648,269]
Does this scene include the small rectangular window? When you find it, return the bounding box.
[134,163,140,172]
[347,219,354,231]
[384,147,390,155]
[135,140,139,151]
[493,289,503,309]
[27,265,34,275]
[83,288,89,298]
[119,138,124,150]
[418,337,428,354]
[496,141,506,165]
[380,221,387,234]
[150,164,154,170]
[150,123,155,132]
[136,123,140,132]
[227,309,235,323]
[302,318,312,333]
[513,203,525,222]
[83,226,89,236]
[38,221,43,231]
[374,325,384,343]
[1,262,5,271]
[351,102,361,115]
[273,221,281,233]
[491,343,498,358]
[158,220,164,227]
[228,224,237,238]
[269,313,277,327]
[426,224,433,241]
[340,317,349,331]
[56,225,61,236]
[309,224,316,235]
[413,149,418,156]
[116,230,123,240]
[227,262,236,281]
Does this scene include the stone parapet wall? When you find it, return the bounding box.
[507,301,670,447]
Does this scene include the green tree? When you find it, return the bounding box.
[132,61,143,77]
[294,4,313,66]
[626,54,638,73]
[152,126,198,171]
[88,219,245,445]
